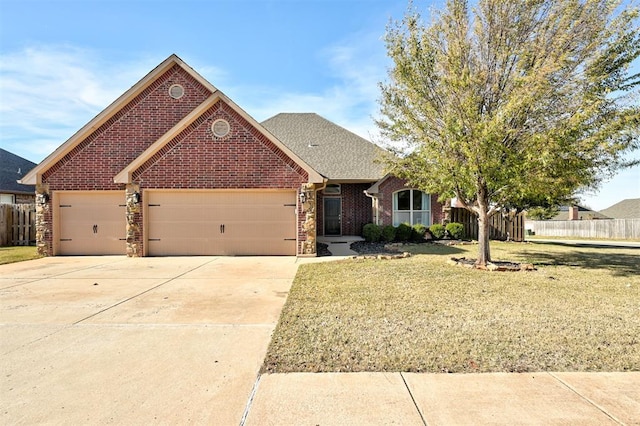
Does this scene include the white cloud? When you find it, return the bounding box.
[0,46,158,161]
[214,30,390,144]
[0,40,390,165]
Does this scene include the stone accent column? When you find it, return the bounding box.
[125,184,142,257]
[35,183,51,256]
[300,183,317,255]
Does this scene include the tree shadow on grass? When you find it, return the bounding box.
[517,245,640,277]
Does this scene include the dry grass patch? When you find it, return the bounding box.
[263,242,639,373]
[0,246,41,265]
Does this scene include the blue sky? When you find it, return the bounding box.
[0,0,638,211]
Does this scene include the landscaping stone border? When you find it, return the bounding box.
[448,257,536,272]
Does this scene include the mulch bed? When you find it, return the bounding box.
[316,242,332,257]
[350,241,403,255]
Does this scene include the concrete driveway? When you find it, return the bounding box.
[1,256,298,425]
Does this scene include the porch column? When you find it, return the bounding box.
[35,183,51,256]
[125,184,142,257]
[300,182,317,255]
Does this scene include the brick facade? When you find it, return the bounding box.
[34,64,314,256]
[37,65,212,256]
[130,99,309,255]
[316,183,374,236]
[30,56,399,256]
[133,101,307,189]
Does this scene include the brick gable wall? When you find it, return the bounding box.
[42,65,211,191]
[134,100,308,189]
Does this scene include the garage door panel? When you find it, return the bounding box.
[147,191,296,256]
[223,220,294,238]
[147,238,218,256]
[57,192,126,256]
[148,220,222,239]
[222,238,296,256]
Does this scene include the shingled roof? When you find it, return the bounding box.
[261,113,386,181]
[599,198,640,219]
[0,148,37,194]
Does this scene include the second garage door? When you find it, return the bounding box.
[146,190,297,256]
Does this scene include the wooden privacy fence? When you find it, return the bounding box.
[450,207,525,242]
[0,204,36,246]
[529,219,640,239]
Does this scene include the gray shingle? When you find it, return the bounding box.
[261,113,386,181]
[0,148,37,194]
[599,198,640,219]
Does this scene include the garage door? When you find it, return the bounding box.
[56,191,126,255]
[146,190,297,256]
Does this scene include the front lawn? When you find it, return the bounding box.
[0,246,42,265]
[263,242,639,373]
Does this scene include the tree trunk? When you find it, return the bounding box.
[476,207,491,266]
[475,183,492,267]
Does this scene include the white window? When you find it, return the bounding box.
[0,194,15,204]
[393,189,431,226]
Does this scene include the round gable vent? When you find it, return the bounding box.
[212,119,231,138]
[169,84,184,99]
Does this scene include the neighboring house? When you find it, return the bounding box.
[551,205,610,221]
[0,148,37,204]
[599,198,640,219]
[20,54,442,257]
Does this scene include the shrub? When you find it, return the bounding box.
[395,223,413,241]
[429,224,446,239]
[446,222,464,240]
[362,223,381,242]
[381,225,396,242]
[411,224,427,242]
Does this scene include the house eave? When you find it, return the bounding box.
[326,177,383,184]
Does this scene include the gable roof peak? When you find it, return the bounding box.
[20,54,218,185]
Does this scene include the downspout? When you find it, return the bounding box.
[316,179,328,194]
[364,189,379,226]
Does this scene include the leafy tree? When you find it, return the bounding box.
[378,0,640,266]
[527,206,560,221]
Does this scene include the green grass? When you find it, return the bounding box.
[263,242,640,374]
[0,246,42,265]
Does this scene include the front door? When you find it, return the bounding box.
[324,198,341,236]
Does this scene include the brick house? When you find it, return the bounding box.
[0,148,37,204]
[20,55,443,257]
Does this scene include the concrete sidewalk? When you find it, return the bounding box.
[245,371,640,425]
